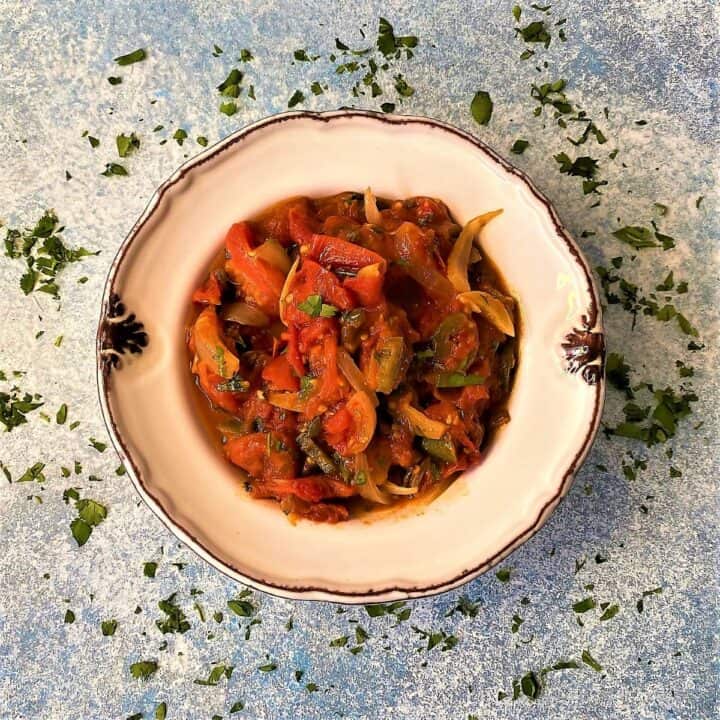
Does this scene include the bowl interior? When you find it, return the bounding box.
[101,112,602,601]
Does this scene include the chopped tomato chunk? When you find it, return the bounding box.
[188,191,517,524]
[224,222,286,315]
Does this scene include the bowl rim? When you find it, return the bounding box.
[96,108,605,602]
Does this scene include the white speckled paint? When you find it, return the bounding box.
[0,1,717,719]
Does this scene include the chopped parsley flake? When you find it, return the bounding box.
[0,386,43,431]
[297,294,337,318]
[581,649,603,673]
[3,210,97,300]
[77,498,107,525]
[130,660,158,680]
[470,91,493,126]
[101,619,118,636]
[89,437,107,452]
[554,152,598,179]
[572,596,596,613]
[156,593,191,634]
[288,90,305,108]
[114,49,146,66]
[516,20,551,48]
[17,462,46,483]
[116,133,140,158]
[294,49,318,62]
[101,163,128,177]
[411,626,459,651]
[219,101,238,116]
[599,604,619,621]
[194,663,234,686]
[227,594,256,617]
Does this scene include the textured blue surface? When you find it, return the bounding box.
[0,1,718,719]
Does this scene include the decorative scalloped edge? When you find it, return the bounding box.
[562,314,605,386]
[99,292,149,376]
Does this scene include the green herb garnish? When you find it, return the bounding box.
[470,91,493,126]
[435,372,485,388]
[219,101,238,116]
[130,659,158,680]
[3,210,96,300]
[156,593,191,634]
[581,650,603,672]
[572,596,596,613]
[114,48,146,65]
[377,17,418,57]
[554,153,598,179]
[101,163,128,177]
[297,294,338,318]
[116,133,140,158]
[599,604,619,621]
[636,587,662,613]
[0,387,43,431]
[288,90,305,108]
[194,663,234,686]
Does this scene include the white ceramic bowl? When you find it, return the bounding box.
[97,110,604,603]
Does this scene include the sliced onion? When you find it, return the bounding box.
[384,481,419,496]
[355,453,391,504]
[458,290,515,337]
[447,209,503,293]
[222,301,270,327]
[218,418,251,436]
[398,401,447,440]
[192,307,240,379]
[267,391,305,412]
[364,187,382,225]
[337,348,378,407]
[279,255,300,326]
[254,238,292,274]
[357,261,384,279]
[345,391,377,454]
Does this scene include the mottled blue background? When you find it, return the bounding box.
[0,1,718,719]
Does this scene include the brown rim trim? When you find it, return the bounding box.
[96,109,605,601]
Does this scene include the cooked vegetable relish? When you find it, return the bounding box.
[187,191,517,523]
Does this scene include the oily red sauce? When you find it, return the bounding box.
[187,192,518,523]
